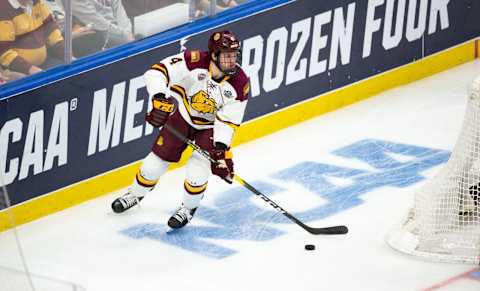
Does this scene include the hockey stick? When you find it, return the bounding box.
[164,124,348,235]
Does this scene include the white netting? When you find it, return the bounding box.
[387,76,480,264]
[0,177,86,290]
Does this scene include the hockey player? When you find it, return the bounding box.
[111,30,250,229]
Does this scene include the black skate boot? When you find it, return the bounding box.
[111,193,144,213]
[167,205,197,229]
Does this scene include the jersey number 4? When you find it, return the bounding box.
[170,57,183,65]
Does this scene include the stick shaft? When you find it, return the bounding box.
[163,124,348,235]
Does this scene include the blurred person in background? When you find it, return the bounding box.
[0,0,68,77]
[0,67,26,84]
[70,0,134,53]
[122,0,179,20]
[44,0,109,57]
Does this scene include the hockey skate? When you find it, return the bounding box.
[111,193,143,213]
[167,205,197,229]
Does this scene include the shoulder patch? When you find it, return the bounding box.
[191,50,200,63]
[184,50,210,71]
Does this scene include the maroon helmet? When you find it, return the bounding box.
[208,30,241,76]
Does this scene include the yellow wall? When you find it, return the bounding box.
[0,40,477,232]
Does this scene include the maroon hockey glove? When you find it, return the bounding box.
[209,148,234,184]
[145,93,174,127]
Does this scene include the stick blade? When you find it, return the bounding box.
[307,225,349,235]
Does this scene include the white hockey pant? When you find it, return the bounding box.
[130,152,170,197]
[183,151,211,210]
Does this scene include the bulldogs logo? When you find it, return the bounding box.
[191,90,217,114]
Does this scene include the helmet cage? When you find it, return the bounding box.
[209,31,241,76]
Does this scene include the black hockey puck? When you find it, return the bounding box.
[305,244,315,251]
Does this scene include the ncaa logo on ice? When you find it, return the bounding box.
[121,139,450,259]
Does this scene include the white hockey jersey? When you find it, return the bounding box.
[143,50,250,147]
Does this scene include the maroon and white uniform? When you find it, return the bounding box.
[110,30,248,228]
[144,49,250,162]
[124,48,249,212]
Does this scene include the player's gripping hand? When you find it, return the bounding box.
[145,93,175,127]
[209,146,234,184]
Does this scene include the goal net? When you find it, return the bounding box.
[387,75,480,264]
[0,178,86,290]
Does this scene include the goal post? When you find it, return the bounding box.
[387,75,480,264]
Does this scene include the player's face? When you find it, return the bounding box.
[218,51,237,72]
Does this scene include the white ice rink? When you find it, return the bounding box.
[2,60,480,291]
